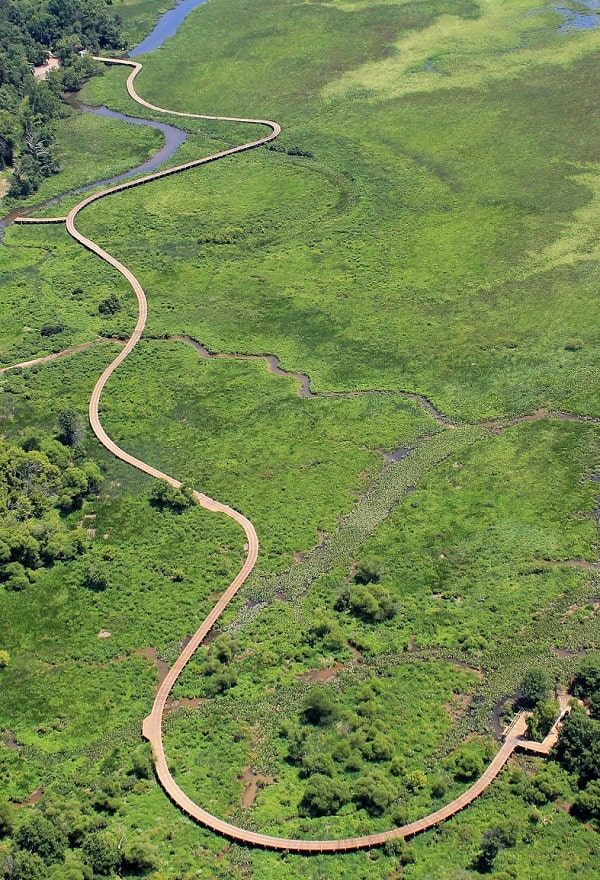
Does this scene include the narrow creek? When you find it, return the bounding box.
[63,92,188,183]
[0,99,187,232]
[1,0,212,231]
[129,0,210,57]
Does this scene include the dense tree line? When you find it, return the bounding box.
[0,746,158,879]
[0,0,123,196]
[0,416,103,591]
[553,656,600,826]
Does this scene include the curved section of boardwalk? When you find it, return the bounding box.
[17,57,544,852]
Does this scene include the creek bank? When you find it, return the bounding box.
[129,0,210,57]
[0,99,187,233]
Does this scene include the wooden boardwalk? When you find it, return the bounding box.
[16,56,566,853]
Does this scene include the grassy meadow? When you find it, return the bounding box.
[1,0,599,877]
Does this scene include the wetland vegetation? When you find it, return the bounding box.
[0,0,599,877]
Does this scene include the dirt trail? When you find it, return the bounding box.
[0,340,106,374]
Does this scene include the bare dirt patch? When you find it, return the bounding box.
[23,786,43,805]
[0,730,19,750]
[137,646,169,688]
[298,662,344,683]
[241,767,273,807]
[33,57,60,80]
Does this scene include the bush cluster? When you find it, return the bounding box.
[0,424,103,592]
[0,746,157,878]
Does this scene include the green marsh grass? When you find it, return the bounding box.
[77,47,600,418]
[1,0,599,875]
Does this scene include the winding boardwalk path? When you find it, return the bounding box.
[14,57,566,853]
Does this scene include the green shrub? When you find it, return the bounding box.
[302,688,338,725]
[299,774,350,816]
[40,322,65,337]
[98,294,121,315]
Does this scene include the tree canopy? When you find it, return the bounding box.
[0,0,123,195]
[519,667,552,708]
[0,434,102,592]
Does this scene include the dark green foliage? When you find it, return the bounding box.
[199,634,239,695]
[121,837,159,874]
[524,763,568,806]
[353,558,383,585]
[0,0,123,196]
[82,461,102,494]
[0,800,15,838]
[589,692,600,721]
[554,707,600,786]
[0,437,97,591]
[335,582,396,622]
[126,746,153,781]
[40,322,65,337]
[473,821,519,872]
[98,294,121,316]
[2,562,30,591]
[38,792,104,849]
[351,726,394,762]
[56,409,86,447]
[301,752,335,779]
[572,779,600,824]
[81,830,120,875]
[302,688,338,725]
[286,146,313,158]
[305,616,345,652]
[453,749,483,782]
[572,656,600,700]
[0,443,61,517]
[280,722,307,765]
[14,813,67,863]
[211,634,238,663]
[519,668,552,708]
[3,850,47,880]
[81,560,110,592]
[351,584,395,621]
[8,146,57,198]
[58,466,89,511]
[473,827,503,873]
[354,769,397,815]
[405,769,427,791]
[148,479,194,511]
[526,699,559,742]
[430,776,448,798]
[299,774,350,817]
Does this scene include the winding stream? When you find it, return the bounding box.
[1,1,205,232]
[0,104,186,232]
[129,0,210,57]
[64,93,188,184]
[556,0,600,33]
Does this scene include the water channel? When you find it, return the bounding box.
[1,0,209,231]
[129,0,210,57]
[3,0,598,232]
[555,0,600,33]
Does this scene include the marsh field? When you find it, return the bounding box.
[1,0,599,877]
